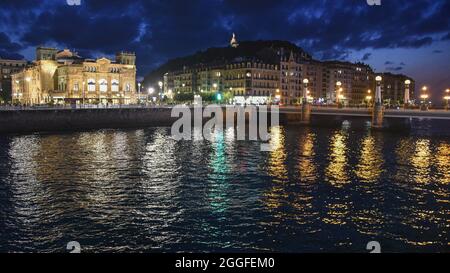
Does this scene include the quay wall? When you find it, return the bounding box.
[0,107,448,135]
[0,108,178,134]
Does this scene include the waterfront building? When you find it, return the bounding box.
[153,34,416,106]
[11,47,137,105]
[321,61,374,105]
[300,60,325,101]
[280,51,302,105]
[0,58,28,103]
[225,61,279,104]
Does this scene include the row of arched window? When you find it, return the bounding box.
[85,79,132,92]
[85,66,122,73]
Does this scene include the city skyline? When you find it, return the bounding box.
[0,0,449,100]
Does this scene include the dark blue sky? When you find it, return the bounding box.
[0,0,449,97]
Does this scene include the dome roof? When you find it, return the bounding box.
[56,49,81,60]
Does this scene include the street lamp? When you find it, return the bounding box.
[375,76,382,106]
[336,81,342,105]
[82,81,85,106]
[302,78,309,104]
[420,85,429,110]
[444,88,450,110]
[404,79,411,108]
[148,87,154,104]
[138,82,142,104]
[158,81,163,105]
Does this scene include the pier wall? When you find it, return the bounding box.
[0,108,178,134]
[0,107,448,135]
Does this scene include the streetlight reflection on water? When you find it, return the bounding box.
[1,124,449,252]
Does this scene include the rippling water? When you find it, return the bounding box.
[0,124,448,253]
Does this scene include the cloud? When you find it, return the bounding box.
[432,49,443,53]
[386,66,404,71]
[0,0,449,75]
[0,32,24,59]
[361,53,372,61]
[442,32,450,40]
[385,61,394,65]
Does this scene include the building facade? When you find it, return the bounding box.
[11,47,137,105]
[320,61,374,105]
[0,58,28,103]
[157,35,416,106]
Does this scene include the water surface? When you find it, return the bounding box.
[0,124,448,252]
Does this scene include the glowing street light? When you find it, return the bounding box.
[302,78,309,102]
[420,86,429,100]
[374,76,382,106]
[420,85,429,111]
[138,82,142,104]
[82,81,85,105]
[404,79,411,107]
[336,81,342,104]
[444,88,450,110]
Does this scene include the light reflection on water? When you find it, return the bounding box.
[0,125,448,252]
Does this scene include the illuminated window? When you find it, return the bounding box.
[111,79,119,92]
[87,79,96,92]
[99,79,108,92]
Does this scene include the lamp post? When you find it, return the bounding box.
[25,76,31,106]
[302,78,309,104]
[372,76,384,129]
[82,81,85,106]
[336,81,342,106]
[148,87,154,104]
[138,82,141,104]
[158,81,163,105]
[420,86,429,111]
[444,88,450,110]
[404,79,411,108]
[375,76,382,106]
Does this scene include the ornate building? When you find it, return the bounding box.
[11,47,137,105]
[280,51,302,105]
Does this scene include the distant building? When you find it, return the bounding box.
[0,58,27,103]
[280,51,302,105]
[319,61,374,105]
[300,60,325,100]
[11,47,137,105]
[230,33,239,48]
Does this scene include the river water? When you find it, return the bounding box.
[0,123,448,252]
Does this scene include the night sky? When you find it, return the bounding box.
[0,0,449,98]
